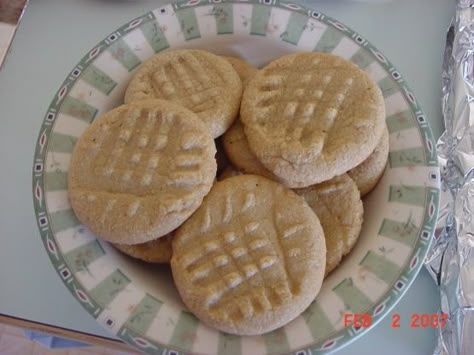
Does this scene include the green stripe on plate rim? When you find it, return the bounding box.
[313,25,345,53]
[174,7,201,41]
[388,185,427,207]
[378,76,400,98]
[168,311,200,351]
[89,269,131,308]
[350,47,374,69]
[81,64,117,95]
[120,294,163,335]
[250,4,272,36]
[63,239,106,274]
[47,133,77,154]
[379,217,420,247]
[263,327,290,354]
[218,333,241,355]
[359,251,400,284]
[44,172,68,191]
[386,110,417,133]
[49,209,81,234]
[302,301,335,341]
[31,1,440,354]
[389,147,428,168]
[213,3,234,34]
[108,38,142,71]
[333,278,372,314]
[280,11,308,44]
[140,20,170,53]
[58,96,98,123]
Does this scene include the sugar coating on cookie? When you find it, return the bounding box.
[171,175,326,335]
[125,49,243,138]
[222,120,275,179]
[241,52,386,187]
[222,56,258,86]
[348,126,389,197]
[68,100,217,245]
[113,234,173,263]
[295,174,363,276]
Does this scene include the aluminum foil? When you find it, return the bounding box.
[424,1,474,354]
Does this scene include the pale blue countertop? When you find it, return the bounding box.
[0,0,454,353]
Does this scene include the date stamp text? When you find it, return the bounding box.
[343,313,448,329]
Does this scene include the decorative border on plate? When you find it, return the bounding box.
[32,1,440,354]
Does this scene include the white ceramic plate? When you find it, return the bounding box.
[32,1,440,354]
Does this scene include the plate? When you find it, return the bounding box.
[32,1,440,354]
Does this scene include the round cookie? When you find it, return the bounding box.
[348,126,389,197]
[222,56,258,86]
[241,52,386,187]
[125,49,243,138]
[295,174,363,276]
[171,175,326,335]
[222,120,275,180]
[113,234,173,263]
[68,99,217,245]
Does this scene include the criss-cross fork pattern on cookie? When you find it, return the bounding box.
[92,107,205,191]
[68,100,218,244]
[253,57,356,153]
[176,188,312,321]
[76,105,213,226]
[150,53,226,114]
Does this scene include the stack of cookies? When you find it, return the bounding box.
[68,49,388,336]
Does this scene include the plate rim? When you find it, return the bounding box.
[31,1,440,354]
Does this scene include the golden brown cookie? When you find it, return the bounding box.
[222,56,258,86]
[222,120,275,179]
[113,234,173,263]
[125,49,243,138]
[68,100,217,245]
[171,175,326,335]
[348,126,389,197]
[295,174,363,276]
[240,52,386,187]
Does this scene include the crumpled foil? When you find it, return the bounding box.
[424,1,474,355]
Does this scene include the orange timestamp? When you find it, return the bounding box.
[343,313,448,328]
